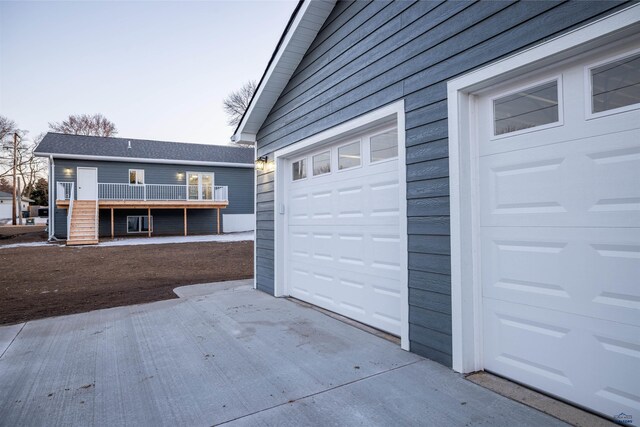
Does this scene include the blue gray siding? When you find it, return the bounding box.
[254,0,629,366]
[53,159,253,239]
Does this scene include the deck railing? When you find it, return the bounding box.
[56,182,229,202]
[57,181,74,200]
[97,183,228,202]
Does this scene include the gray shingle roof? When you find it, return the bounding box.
[34,133,254,165]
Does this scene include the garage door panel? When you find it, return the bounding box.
[480,128,640,227]
[481,227,640,326]
[288,170,401,227]
[289,262,402,334]
[484,299,640,417]
[288,225,401,281]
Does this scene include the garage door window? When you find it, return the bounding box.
[292,159,306,181]
[590,50,640,115]
[338,141,361,170]
[370,129,398,162]
[493,79,560,136]
[313,151,331,176]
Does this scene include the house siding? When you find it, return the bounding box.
[53,159,253,239]
[253,0,630,366]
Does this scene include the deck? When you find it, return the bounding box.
[55,182,230,240]
[56,199,229,209]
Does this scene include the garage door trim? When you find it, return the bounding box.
[447,4,640,375]
[272,100,410,350]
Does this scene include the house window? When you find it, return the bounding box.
[187,172,214,200]
[129,169,145,185]
[590,51,640,114]
[493,80,559,136]
[313,151,331,176]
[338,141,361,170]
[127,215,152,233]
[292,159,306,181]
[370,129,398,162]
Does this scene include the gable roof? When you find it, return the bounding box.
[34,133,254,167]
[231,0,336,144]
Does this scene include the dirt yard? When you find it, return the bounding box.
[0,225,47,245]
[0,241,254,325]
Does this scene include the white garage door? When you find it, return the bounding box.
[285,125,402,335]
[478,44,640,418]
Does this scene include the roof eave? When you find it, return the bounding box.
[34,152,254,168]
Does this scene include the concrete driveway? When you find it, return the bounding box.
[0,280,566,426]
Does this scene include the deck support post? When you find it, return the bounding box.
[110,208,114,239]
[148,207,151,237]
[217,208,220,235]
[184,207,187,236]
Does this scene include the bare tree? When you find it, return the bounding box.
[15,134,47,197]
[0,115,17,142]
[49,113,117,137]
[0,122,46,196]
[223,80,257,127]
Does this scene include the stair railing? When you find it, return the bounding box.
[67,183,75,240]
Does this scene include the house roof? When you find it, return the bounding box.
[231,0,336,144]
[34,133,255,167]
[0,191,34,203]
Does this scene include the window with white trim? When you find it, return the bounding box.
[370,129,398,162]
[338,141,361,170]
[127,215,152,233]
[312,151,331,176]
[129,169,144,185]
[292,159,306,181]
[493,80,559,136]
[590,51,640,114]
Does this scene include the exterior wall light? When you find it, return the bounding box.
[64,168,72,175]
[255,156,268,171]
[177,172,184,180]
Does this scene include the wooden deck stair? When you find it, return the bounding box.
[67,200,99,246]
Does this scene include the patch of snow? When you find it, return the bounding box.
[97,231,254,247]
[0,242,57,250]
[0,232,254,249]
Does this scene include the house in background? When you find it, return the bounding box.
[233,0,640,421]
[0,191,33,221]
[35,133,254,245]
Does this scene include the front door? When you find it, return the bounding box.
[76,167,98,200]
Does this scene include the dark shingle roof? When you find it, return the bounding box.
[34,133,254,165]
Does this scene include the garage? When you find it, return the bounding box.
[461,41,640,417]
[282,123,405,336]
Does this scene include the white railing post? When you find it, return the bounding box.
[67,183,75,240]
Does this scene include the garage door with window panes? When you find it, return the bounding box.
[477,45,640,417]
[285,125,402,335]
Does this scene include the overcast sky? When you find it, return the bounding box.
[0,0,297,146]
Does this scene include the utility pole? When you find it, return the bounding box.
[12,132,18,226]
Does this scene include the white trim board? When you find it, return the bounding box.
[446,4,640,374]
[232,0,337,144]
[35,153,254,168]
[272,100,409,351]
